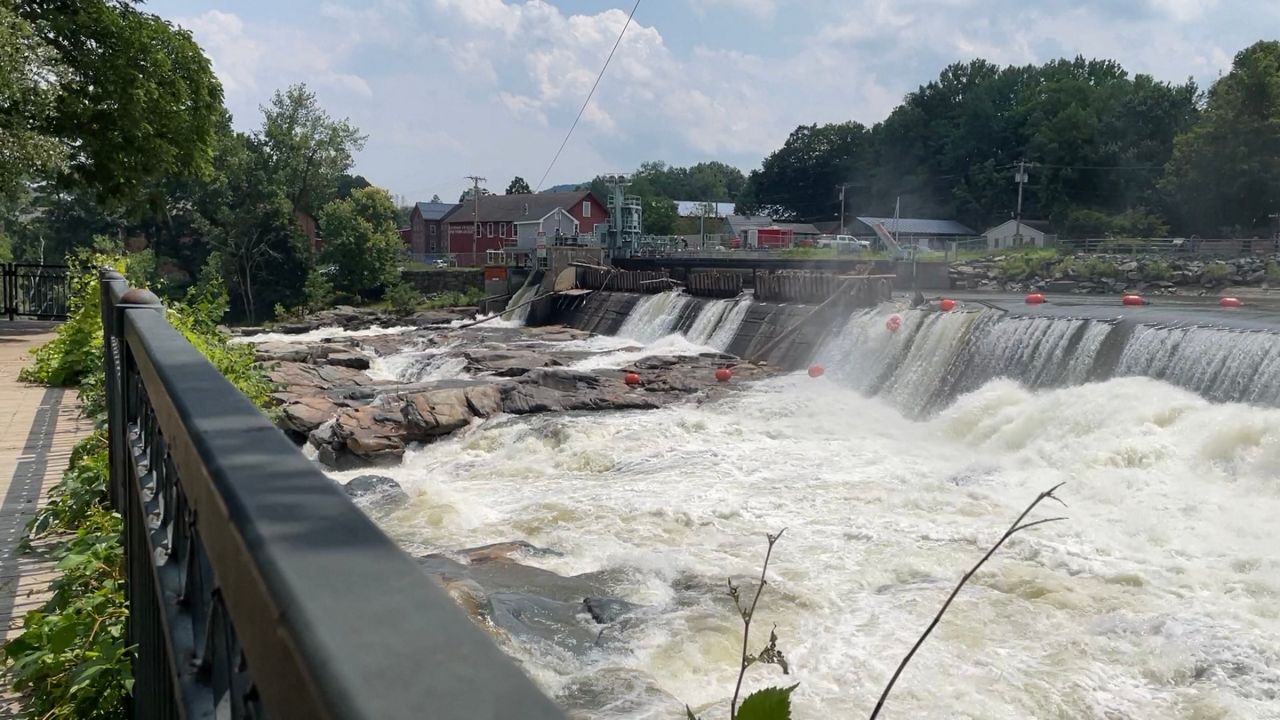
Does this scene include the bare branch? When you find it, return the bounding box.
[867,487,1067,720]
[730,528,786,720]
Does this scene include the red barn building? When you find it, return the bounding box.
[408,201,459,256]
[442,191,608,266]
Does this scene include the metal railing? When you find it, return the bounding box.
[98,269,564,720]
[3,262,70,320]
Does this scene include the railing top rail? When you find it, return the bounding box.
[114,298,563,719]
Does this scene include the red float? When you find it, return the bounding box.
[940,298,957,312]
[807,366,825,378]
[1122,294,1144,306]
[624,372,641,386]
[885,314,902,332]
[1025,293,1046,304]
[715,367,733,383]
[1220,297,1243,308]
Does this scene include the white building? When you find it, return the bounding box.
[983,219,1054,249]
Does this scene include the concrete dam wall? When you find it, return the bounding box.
[545,290,1280,412]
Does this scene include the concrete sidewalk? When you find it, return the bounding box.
[0,322,94,715]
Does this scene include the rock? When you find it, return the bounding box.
[253,341,315,363]
[401,385,502,440]
[464,349,563,376]
[456,541,560,564]
[408,310,460,326]
[583,596,638,625]
[557,669,683,720]
[324,351,371,370]
[1045,280,1078,293]
[343,474,409,511]
[268,361,376,395]
[279,395,347,435]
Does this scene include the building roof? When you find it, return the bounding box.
[983,218,1051,235]
[675,200,736,217]
[724,215,773,233]
[853,217,976,236]
[772,222,822,235]
[414,202,458,221]
[442,191,598,224]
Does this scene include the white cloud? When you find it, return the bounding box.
[689,0,778,21]
[160,0,1271,203]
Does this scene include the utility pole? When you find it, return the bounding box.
[1014,161,1029,247]
[465,175,486,265]
[837,183,848,235]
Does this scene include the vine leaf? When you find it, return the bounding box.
[737,684,799,720]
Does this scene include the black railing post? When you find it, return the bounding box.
[99,269,128,509]
[4,263,13,321]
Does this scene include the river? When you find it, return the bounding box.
[327,296,1280,719]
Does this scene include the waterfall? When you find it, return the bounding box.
[685,299,734,345]
[503,281,540,324]
[616,292,693,344]
[707,299,752,351]
[816,307,1280,415]
[1116,324,1280,406]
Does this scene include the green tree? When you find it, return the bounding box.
[336,173,372,199]
[197,131,308,323]
[319,186,402,296]
[0,5,65,203]
[642,196,677,235]
[16,0,224,208]
[505,176,532,195]
[260,83,367,216]
[1161,41,1280,235]
[738,122,872,221]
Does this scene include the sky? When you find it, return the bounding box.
[146,0,1280,204]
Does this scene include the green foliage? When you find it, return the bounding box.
[260,84,367,216]
[1161,41,1280,235]
[737,685,798,720]
[505,176,532,195]
[643,196,678,235]
[384,282,423,315]
[421,288,485,310]
[319,186,404,296]
[1202,262,1231,283]
[16,0,224,208]
[997,249,1059,280]
[304,266,335,311]
[0,5,67,203]
[1267,261,1280,283]
[6,255,275,717]
[1145,260,1172,281]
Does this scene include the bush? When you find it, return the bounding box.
[1145,260,1172,281]
[1202,262,1231,284]
[4,256,273,718]
[1266,261,1280,284]
[421,287,486,310]
[997,250,1058,281]
[384,282,423,315]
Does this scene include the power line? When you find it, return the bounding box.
[534,0,641,192]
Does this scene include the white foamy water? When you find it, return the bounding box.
[504,282,541,324]
[568,333,721,371]
[617,292,693,344]
[367,342,469,383]
[232,324,415,345]
[363,375,1280,719]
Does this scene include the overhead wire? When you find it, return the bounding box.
[534,0,642,192]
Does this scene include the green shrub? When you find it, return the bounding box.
[5,257,273,718]
[1079,256,1119,280]
[1266,262,1280,283]
[997,250,1058,281]
[421,287,486,310]
[1202,263,1231,283]
[384,282,423,315]
[1145,260,1172,281]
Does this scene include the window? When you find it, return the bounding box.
[429,224,437,235]
[486,222,494,237]
[522,203,529,216]
[511,223,518,238]
[499,222,507,238]
[582,201,591,218]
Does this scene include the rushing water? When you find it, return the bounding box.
[339,296,1280,719]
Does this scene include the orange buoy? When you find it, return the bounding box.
[715,367,733,383]
[807,366,825,378]
[624,372,641,386]
[1122,294,1144,306]
[885,314,902,332]
[1220,296,1243,308]
[940,298,957,312]
[1025,293,1046,304]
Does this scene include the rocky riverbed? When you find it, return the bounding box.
[237,305,777,715]
[950,252,1280,294]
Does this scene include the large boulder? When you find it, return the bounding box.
[324,351,371,370]
[268,361,376,395]
[464,349,563,377]
[400,385,502,440]
[342,474,410,512]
